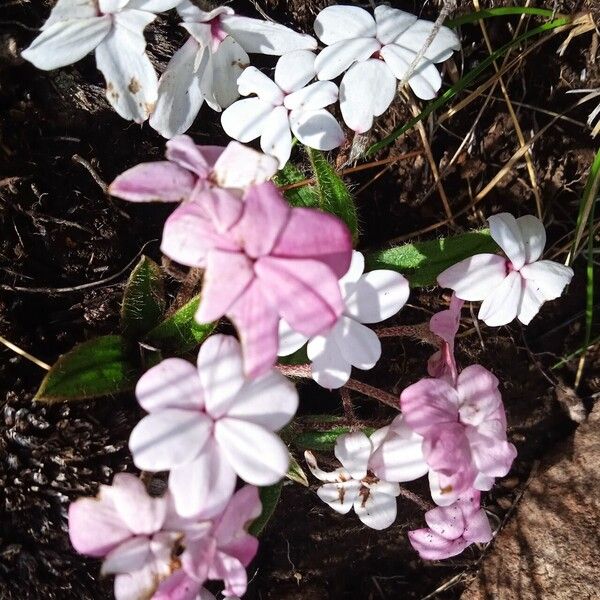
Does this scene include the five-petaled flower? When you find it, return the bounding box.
[129,335,298,518]
[150,1,317,138]
[305,430,403,530]
[109,135,278,202]
[438,213,574,327]
[278,250,409,388]
[161,181,352,377]
[22,0,183,123]
[408,491,493,560]
[313,5,460,132]
[222,51,345,168]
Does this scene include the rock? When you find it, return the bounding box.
[461,402,600,600]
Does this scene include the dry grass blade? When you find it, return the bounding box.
[0,335,51,370]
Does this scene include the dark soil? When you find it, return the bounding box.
[1,1,599,599]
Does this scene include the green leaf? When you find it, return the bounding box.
[275,163,320,208]
[35,335,138,403]
[286,454,309,487]
[121,255,165,339]
[294,426,376,451]
[145,296,215,354]
[248,482,282,537]
[277,344,308,366]
[306,147,359,242]
[366,230,499,287]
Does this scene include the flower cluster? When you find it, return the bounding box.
[23,3,460,165]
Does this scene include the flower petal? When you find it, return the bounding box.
[353,487,398,530]
[221,14,317,55]
[210,552,248,597]
[285,81,338,112]
[478,271,522,326]
[456,365,501,427]
[517,279,545,325]
[374,6,417,45]
[424,503,465,541]
[340,59,396,133]
[215,418,290,485]
[260,105,293,168]
[165,135,222,177]
[125,0,182,10]
[43,0,98,29]
[307,330,352,389]
[221,97,274,143]
[396,20,460,62]
[316,481,361,514]
[463,507,493,544]
[408,528,467,560]
[516,215,546,264]
[22,17,111,70]
[519,260,574,301]
[212,141,278,189]
[334,431,372,480]
[237,66,284,104]
[339,250,366,289]
[277,319,309,357]
[136,358,204,413]
[437,254,507,301]
[488,213,526,270]
[95,10,158,123]
[129,409,212,471]
[314,38,381,81]
[274,49,316,93]
[290,108,345,152]
[400,378,458,435]
[153,572,204,600]
[305,450,349,483]
[314,5,376,45]
[211,35,249,109]
[213,485,262,546]
[334,316,381,370]
[101,537,151,575]
[255,256,343,336]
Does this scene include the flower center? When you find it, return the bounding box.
[209,16,228,48]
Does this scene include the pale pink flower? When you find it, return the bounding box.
[109,136,278,203]
[129,335,298,518]
[427,294,464,383]
[161,182,352,377]
[438,213,574,326]
[408,491,493,560]
[401,365,517,505]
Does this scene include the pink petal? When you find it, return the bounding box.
[456,365,501,427]
[213,485,262,547]
[210,552,248,597]
[424,503,465,541]
[194,187,245,234]
[429,294,464,345]
[219,534,259,569]
[478,271,522,326]
[400,378,458,435]
[153,571,204,600]
[437,254,507,301]
[467,427,517,479]
[165,135,222,178]
[408,528,468,560]
[463,507,493,544]
[271,208,353,278]
[255,256,343,336]
[195,249,255,323]
[101,536,151,575]
[109,161,196,202]
[135,358,204,413]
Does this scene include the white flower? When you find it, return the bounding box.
[150,1,317,138]
[313,5,460,132]
[438,213,574,326]
[278,251,409,389]
[305,430,404,530]
[21,0,182,123]
[221,51,345,168]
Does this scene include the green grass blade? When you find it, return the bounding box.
[446,7,555,28]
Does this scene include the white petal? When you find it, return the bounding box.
[211,36,250,108]
[488,213,527,270]
[478,271,523,327]
[305,451,350,483]
[227,371,298,430]
[285,81,338,112]
[149,38,206,138]
[177,1,233,22]
[169,443,237,518]
[221,14,317,55]
[42,0,98,29]
[334,431,372,480]
[290,108,345,152]
[95,10,158,123]
[396,20,460,63]
[22,17,111,70]
[274,50,316,93]
[307,331,352,389]
[277,319,309,356]
[519,260,574,301]
[339,60,396,133]
[125,0,182,11]
[129,410,212,471]
[516,215,546,264]
[353,488,398,530]
[101,537,151,575]
[334,316,381,370]
[374,6,416,45]
[99,0,128,11]
[314,38,381,81]
[215,418,290,485]
[212,141,278,189]
[237,66,283,104]
[197,334,245,420]
[317,481,361,514]
[344,270,409,324]
[314,5,376,45]
[517,280,545,325]
[380,44,441,100]
[221,97,273,143]
[437,254,508,301]
[339,251,366,290]
[260,105,292,168]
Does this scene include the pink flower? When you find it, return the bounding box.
[401,365,517,505]
[68,473,211,600]
[109,135,278,203]
[129,335,298,518]
[161,182,352,377]
[438,213,574,326]
[408,491,493,560]
[427,294,464,383]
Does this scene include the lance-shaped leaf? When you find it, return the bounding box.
[366,230,499,287]
[286,454,309,487]
[121,255,166,339]
[35,336,138,403]
[248,482,283,537]
[145,296,216,354]
[275,162,320,208]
